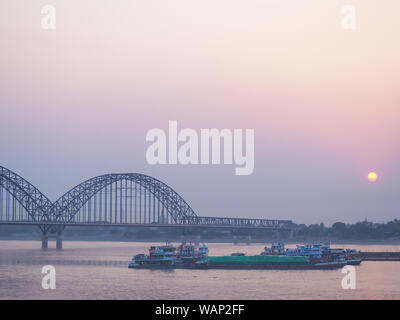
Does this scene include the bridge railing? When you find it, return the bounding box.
[178,216,292,229]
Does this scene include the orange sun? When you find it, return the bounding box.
[368,172,378,182]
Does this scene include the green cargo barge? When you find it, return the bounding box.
[128,243,348,270]
[208,255,346,270]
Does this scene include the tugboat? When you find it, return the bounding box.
[128,242,177,269]
[128,242,209,269]
[261,242,286,255]
[176,242,209,268]
[285,243,362,266]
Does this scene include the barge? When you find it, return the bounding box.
[208,255,346,270]
[128,242,357,270]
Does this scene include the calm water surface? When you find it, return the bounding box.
[1,240,400,299]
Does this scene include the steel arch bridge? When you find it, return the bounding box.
[0,166,52,226]
[0,165,293,249]
[50,173,198,225]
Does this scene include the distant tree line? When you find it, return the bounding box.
[294,219,400,240]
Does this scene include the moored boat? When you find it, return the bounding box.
[176,242,209,268]
[128,241,360,270]
[128,242,209,269]
[269,242,362,266]
[128,242,177,269]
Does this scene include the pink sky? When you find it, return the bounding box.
[1,0,399,224]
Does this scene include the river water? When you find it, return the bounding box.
[0,240,399,299]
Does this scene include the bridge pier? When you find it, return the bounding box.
[180,234,201,246]
[41,234,48,250]
[194,235,200,246]
[233,236,238,245]
[56,234,63,250]
[245,236,252,245]
[40,227,64,250]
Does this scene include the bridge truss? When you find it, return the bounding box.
[0,165,293,248]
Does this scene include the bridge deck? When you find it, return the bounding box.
[0,218,293,231]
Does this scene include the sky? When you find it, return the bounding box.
[1,0,399,225]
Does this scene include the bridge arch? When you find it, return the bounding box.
[0,166,52,222]
[51,173,198,224]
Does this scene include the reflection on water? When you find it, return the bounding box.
[0,240,400,299]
